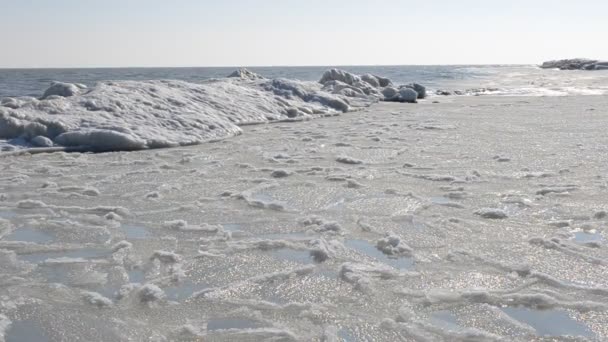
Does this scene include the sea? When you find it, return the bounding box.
[1,65,607,99]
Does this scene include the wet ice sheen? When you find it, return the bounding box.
[501,307,595,338]
[345,239,414,270]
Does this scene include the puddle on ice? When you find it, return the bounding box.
[429,310,462,331]
[121,224,151,239]
[0,209,17,219]
[271,248,314,264]
[260,232,309,240]
[222,223,244,232]
[431,196,452,205]
[573,231,603,244]
[207,318,263,331]
[5,320,50,342]
[165,279,209,301]
[19,248,110,264]
[501,307,595,338]
[4,228,55,244]
[345,239,414,270]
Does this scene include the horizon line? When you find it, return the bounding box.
[0,62,539,70]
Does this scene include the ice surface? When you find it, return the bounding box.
[1,95,608,341]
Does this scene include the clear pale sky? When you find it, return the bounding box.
[0,0,606,68]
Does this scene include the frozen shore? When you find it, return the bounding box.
[1,94,607,341]
[0,69,426,153]
[541,59,608,71]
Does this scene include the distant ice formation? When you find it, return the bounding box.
[0,69,425,152]
[541,59,608,70]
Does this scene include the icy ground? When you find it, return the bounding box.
[1,95,608,341]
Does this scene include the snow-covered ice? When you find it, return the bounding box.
[0,69,420,152]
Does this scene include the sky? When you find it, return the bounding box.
[0,0,606,68]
